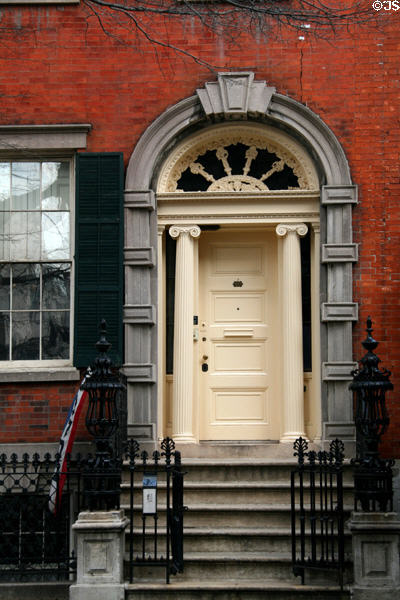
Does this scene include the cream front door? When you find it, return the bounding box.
[198,229,279,441]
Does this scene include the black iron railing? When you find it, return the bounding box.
[125,437,186,584]
[0,452,80,582]
[0,438,186,584]
[291,437,346,589]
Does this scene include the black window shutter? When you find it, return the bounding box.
[74,153,124,367]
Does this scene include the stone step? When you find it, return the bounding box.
[127,551,350,584]
[174,442,296,459]
[122,503,352,528]
[127,526,353,554]
[120,481,354,506]
[173,442,337,460]
[121,450,353,599]
[125,580,351,600]
[121,458,354,485]
[0,583,69,600]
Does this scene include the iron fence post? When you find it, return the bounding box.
[81,319,125,511]
[350,317,394,512]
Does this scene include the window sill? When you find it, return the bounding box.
[0,441,92,456]
[0,367,81,383]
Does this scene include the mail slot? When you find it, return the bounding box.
[223,328,254,337]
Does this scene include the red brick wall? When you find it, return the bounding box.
[0,380,89,444]
[0,6,398,455]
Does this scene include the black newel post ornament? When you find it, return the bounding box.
[81,319,125,510]
[350,317,394,512]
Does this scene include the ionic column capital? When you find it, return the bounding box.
[276,223,308,238]
[158,224,166,236]
[169,225,201,239]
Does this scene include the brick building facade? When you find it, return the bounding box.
[0,2,398,458]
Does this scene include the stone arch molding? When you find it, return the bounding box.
[124,71,358,447]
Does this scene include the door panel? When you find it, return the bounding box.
[213,245,263,273]
[212,390,268,421]
[214,342,265,372]
[213,293,264,322]
[199,230,279,440]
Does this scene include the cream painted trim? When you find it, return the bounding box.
[157,225,166,441]
[159,214,320,225]
[158,189,320,442]
[158,191,320,226]
[193,235,200,442]
[159,190,320,202]
[276,223,308,442]
[310,223,322,441]
[169,225,201,443]
[159,223,320,443]
[165,374,173,435]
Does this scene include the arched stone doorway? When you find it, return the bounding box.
[124,72,358,449]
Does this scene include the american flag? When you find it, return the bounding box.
[48,373,90,514]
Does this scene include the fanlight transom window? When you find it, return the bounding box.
[157,124,319,193]
[177,143,299,192]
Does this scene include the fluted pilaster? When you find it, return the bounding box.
[157,225,166,440]
[311,223,322,441]
[169,225,201,442]
[276,223,308,442]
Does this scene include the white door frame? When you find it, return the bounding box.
[157,189,320,443]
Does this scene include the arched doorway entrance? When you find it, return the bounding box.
[124,72,358,449]
[156,122,319,443]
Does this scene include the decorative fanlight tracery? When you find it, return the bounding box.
[157,125,319,194]
[178,143,298,192]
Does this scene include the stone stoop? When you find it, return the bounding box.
[122,444,353,600]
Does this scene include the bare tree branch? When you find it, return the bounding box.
[79,0,380,67]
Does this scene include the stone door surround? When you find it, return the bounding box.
[123,72,358,447]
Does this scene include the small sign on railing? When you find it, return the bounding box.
[142,473,157,514]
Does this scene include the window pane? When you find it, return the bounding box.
[12,312,39,360]
[0,312,10,360]
[11,163,40,210]
[42,162,70,210]
[10,212,40,260]
[42,263,70,310]
[12,264,40,310]
[42,311,69,359]
[0,264,10,310]
[0,159,72,363]
[41,212,70,259]
[0,211,10,261]
[0,163,10,211]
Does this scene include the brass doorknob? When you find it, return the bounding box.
[202,355,208,360]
